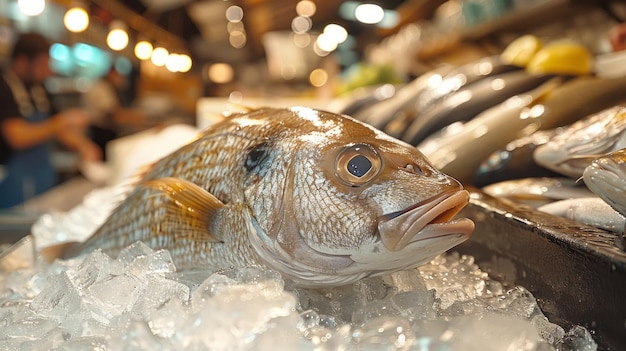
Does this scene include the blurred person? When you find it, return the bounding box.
[83,65,144,159]
[609,22,626,51]
[0,32,101,209]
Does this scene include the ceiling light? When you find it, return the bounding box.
[151,47,169,67]
[134,41,153,60]
[106,21,129,51]
[296,1,316,17]
[225,5,243,23]
[18,0,45,16]
[355,3,384,24]
[64,7,89,33]
[208,63,234,84]
[323,24,348,44]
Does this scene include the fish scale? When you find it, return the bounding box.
[65,107,474,287]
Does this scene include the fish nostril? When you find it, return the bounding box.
[404,164,424,175]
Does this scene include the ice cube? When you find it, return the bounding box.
[531,314,566,344]
[85,273,143,321]
[387,269,427,292]
[30,272,82,321]
[556,325,598,351]
[493,286,542,319]
[126,249,177,277]
[133,274,189,318]
[148,298,189,338]
[66,249,117,291]
[1,315,58,339]
[115,241,155,268]
[190,272,237,311]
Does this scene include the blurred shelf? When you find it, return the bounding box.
[417,0,573,59]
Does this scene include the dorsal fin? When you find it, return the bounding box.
[144,177,225,242]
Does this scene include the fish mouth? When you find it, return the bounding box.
[378,189,474,251]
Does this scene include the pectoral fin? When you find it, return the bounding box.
[144,177,225,242]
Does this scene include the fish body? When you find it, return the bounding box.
[538,197,625,234]
[358,65,455,132]
[69,107,474,287]
[472,130,561,187]
[414,55,521,113]
[583,148,626,217]
[421,75,626,183]
[482,177,595,208]
[534,105,626,178]
[403,71,554,146]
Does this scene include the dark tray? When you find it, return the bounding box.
[456,188,626,350]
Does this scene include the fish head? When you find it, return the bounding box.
[583,148,626,216]
[242,107,474,286]
[534,105,626,178]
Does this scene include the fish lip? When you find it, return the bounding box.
[377,189,474,251]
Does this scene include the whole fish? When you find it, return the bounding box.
[421,75,626,183]
[534,105,626,178]
[61,107,474,287]
[402,71,554,146]
[583,148,626,217]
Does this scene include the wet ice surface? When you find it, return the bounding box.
[2,186,598,350]
[0,247,598,350]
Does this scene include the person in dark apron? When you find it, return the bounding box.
[0,32,101,209]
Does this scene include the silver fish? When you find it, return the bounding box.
[538,197,625,234]
[403,70,554,146]
[583,148,626,217]
[62,107,474,287]
[534,105,626,178]
[421,75,626,183]
[482,177,594,208]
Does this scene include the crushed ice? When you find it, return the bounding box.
[0,187,598,350]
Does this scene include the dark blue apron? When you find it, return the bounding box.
[0,110,56,208]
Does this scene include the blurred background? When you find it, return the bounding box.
[0,0,625,209]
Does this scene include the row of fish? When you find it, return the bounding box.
[333,37,626,238]
[483,105,626,236]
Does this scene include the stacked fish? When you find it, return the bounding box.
[483,105,626,236]
[334,35,626,237]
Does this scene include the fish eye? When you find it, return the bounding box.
[245,142,271,173]
[335,144,382,186]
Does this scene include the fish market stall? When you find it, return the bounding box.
[3,1,626,350]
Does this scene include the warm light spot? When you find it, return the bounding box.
[151,47,169,67]
[208,63,234,83]
[178,54,192,73]
[64,7,89,33]
[296,1,316,17]
[225,5,243,22]
[229,32,247,48]
[165,53,180,72]
[323,24,348,44]
[309,68,328,87]
[107,28,129,51]
[134,41,153,60]
[292,33,311,48]
[291,16,312,34]
[18,0,45,16]
[316,33,338,52]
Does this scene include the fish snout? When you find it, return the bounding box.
[377,189,474,251]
